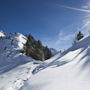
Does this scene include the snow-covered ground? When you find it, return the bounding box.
[0,31,90,90]
[0,31,37,90]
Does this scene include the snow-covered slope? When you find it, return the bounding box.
[0,31,90,90]
[0,32,37,90]
[0,33,27,68]
[20,35,90,90]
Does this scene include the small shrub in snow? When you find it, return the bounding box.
[73,31,84,45]
[76,31,84,41]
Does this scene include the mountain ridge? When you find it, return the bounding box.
[0,31,90,90]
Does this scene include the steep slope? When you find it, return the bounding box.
[20,35,90,90]
[0,33,27,69]
[0,32,40,90]
[0,32,90,90]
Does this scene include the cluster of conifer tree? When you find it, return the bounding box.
[22,31,84,61]
[23,34,52,61]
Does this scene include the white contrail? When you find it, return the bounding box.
[56,4,90,13]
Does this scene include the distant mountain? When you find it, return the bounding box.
[0,30,5,37]
[50,48,58,55]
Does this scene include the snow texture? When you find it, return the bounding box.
[0,32,90,90]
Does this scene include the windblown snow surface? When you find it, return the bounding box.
[0,31,90,90]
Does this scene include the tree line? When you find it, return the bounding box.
[22,31,84,61]
[22,34,52,61]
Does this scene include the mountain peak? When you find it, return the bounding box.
[0,30,5,37]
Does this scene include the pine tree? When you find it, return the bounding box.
[22,34,52,61]
[34,40,44,61]
[43,46,52,60]
[25,34,28,38]
[28,34,34,43]
[76,31,84,41]
[36,40,42,49]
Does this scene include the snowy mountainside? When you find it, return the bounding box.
[21,35,90,90]
[0,32,38,90]
[0,32,56,90]
[0,31,90,90]
[0,33,27,68]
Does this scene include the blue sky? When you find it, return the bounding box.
[0,0,90,50]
